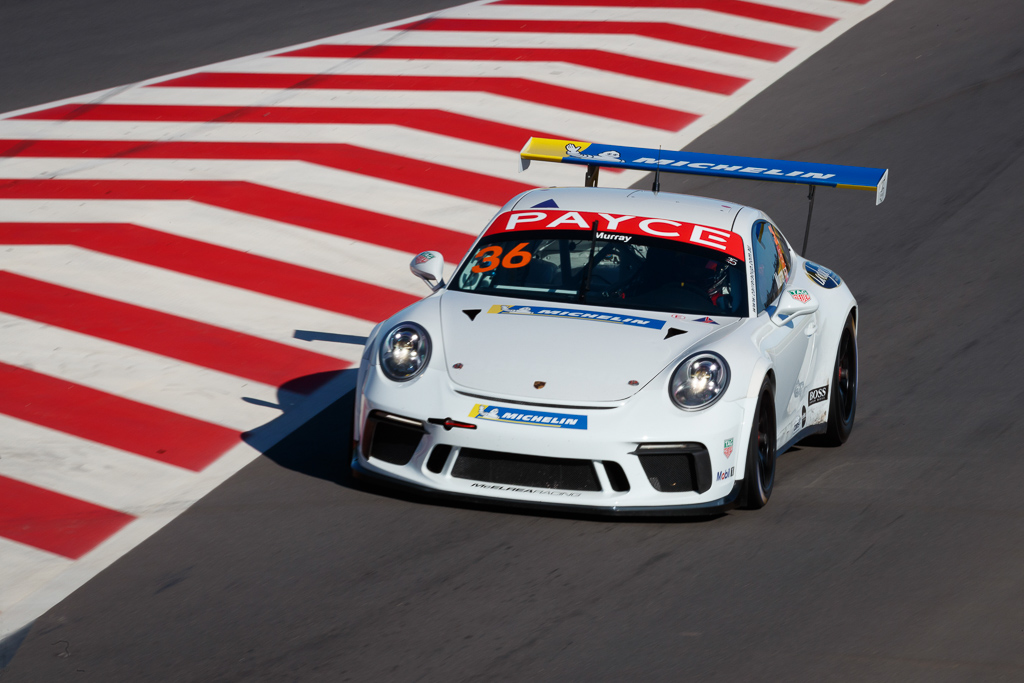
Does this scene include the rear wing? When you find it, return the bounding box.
[518,137,888,253]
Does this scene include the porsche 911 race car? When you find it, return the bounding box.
[352,138,887,515]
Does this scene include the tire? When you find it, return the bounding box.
[822,313,857,446]
[740,379,776,510]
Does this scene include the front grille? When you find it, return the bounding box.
[637,444,712,493]
[363,412,424,466]
[452,448,601,491]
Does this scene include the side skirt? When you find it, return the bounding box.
[778,423,828,456]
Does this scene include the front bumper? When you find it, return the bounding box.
[353,363,754,514]
[352,455,742,516]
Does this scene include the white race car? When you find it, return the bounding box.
[352,138,887,515]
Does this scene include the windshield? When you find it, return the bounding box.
[450,229,749,317]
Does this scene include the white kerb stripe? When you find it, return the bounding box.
[0,312,282,431]
[0,157,495,235]
[0,246,373,362]
[211,57,728,115]
[0,119,582,189]
[0,199,440,297]
[0,415,199,516]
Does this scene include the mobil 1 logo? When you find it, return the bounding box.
[808,385,829,406]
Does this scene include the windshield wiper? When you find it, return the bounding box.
[577,219,599,302]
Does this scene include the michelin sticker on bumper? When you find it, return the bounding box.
[470,404,588,429]
[488,304,665,330]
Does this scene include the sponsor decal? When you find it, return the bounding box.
[630,156,836,182]
[808,385,829,406]
[565,143,622,163]
[469,404,588,430]
[596,232,632,243]
[470,482,582,497]
[693,316,719,325]
[716,467,735,481]
[486,210,745,261]
[804,261,842,289]
[414,252,435,264]
[789,289,811,304]
[471,243,531,273]
[487,304,665,330]
[746,243,757,313]
[723,438,734,458]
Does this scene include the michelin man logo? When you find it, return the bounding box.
[500,305,533,315]
[565,143,622,163]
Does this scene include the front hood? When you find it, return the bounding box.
[438,291,737,401]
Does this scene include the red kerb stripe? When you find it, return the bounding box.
[13,104,552,152]
[0,362,240,472]
[492,0,836,31]
[0,475,135,559]
[284,44,747,95]
[389,18,792,62]
[0,178,475,257]
[158,73,698,132]
[0,271,347,390]
[0,221,416,322]
[0,138,535,207]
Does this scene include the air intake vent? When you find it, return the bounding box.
[636,443,711,493]
[452,448,601,491]
[363,411,424,466]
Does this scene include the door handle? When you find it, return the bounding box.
[804,323,818,336]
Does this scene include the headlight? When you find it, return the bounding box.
[669,352,730,410]
[379,322,431,381]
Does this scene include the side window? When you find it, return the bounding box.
[751,221,791,313]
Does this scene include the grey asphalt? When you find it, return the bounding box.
[3,0,1024,680]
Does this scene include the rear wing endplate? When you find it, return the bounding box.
[518,137,888,253]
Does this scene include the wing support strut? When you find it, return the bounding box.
[801,185,816,256]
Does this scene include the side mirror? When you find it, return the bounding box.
[410,251,445,291]
[770,287,818,326]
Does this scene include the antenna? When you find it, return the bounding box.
[652,146,662,193]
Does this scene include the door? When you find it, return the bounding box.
[750,221,816,444]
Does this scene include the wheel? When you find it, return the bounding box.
[822,313,857,446]
[740,379,776,509]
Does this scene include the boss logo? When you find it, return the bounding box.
[808,385,829,405]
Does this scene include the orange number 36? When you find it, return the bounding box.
[471,243,532,273]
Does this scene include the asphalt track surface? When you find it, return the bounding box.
[3,0,1024,680]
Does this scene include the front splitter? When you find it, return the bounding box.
[351,456,742,518]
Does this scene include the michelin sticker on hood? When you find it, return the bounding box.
[469,404,588,429]
[488,304,665,330]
